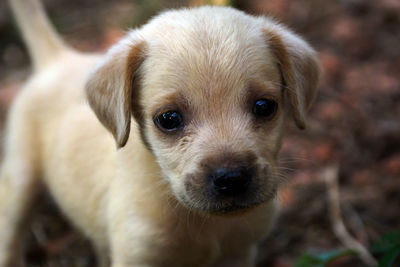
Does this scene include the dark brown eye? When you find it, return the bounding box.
[155,111,183,132]
[253,99,278,119]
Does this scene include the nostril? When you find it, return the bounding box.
[211,167,252,196]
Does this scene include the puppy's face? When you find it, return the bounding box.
[141,36,284,213]
[86,7,319,214]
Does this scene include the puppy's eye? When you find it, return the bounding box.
[253,99,278,119]
[155,111,183,132]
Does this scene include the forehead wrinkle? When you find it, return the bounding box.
[147,26,266,87]
[195,111,255,154]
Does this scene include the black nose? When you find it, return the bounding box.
[210,167,252,196]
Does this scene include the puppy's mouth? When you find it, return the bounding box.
[178,193,271,215]
[179,176,276,215]
[208,202,260,215]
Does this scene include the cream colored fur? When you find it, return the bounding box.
[0,1,319,266]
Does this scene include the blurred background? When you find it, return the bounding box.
[0,0,399,266]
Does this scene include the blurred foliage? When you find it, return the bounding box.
[295,249,357,267]
[372,231,400,267]
[294,230,400,267]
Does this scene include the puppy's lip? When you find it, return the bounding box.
[179,195,266,216]
[209,204,259,216]
[180,171,277,215]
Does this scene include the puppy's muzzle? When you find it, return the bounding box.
[209,166,252,196]
[182,151,274,214]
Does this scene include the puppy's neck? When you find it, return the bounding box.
[112,126,172,208]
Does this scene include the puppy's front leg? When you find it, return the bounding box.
[212,245,258,267]
[110,225,162,267]
[95,246,110,267]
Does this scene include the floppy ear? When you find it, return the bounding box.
[263,27,320,129]
[85,34,146,148]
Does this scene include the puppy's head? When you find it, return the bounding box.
[86,7,319,214]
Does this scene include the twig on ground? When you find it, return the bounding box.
[343,202,369,245]
[324,164,377,267]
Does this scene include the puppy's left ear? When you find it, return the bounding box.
[86,35,146,148]
[263,26,320,129]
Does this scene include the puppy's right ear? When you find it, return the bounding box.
[263,26,320,130]
[85,35,146,148]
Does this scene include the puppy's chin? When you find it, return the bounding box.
[176,190,275,216]
[206,202,261,216]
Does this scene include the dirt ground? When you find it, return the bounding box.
[0,0,399,266]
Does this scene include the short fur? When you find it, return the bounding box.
[0,1,319,266]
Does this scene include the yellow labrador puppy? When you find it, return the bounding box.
[0,0,319,266]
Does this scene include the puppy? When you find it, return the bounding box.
[0,0,319,266]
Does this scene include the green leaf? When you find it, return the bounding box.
[295,249,357,267]
[377,247,400,267]
[372,231,400,253]
[295,253,323,267]
[317,249,357,262]
[372,231,400,267]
